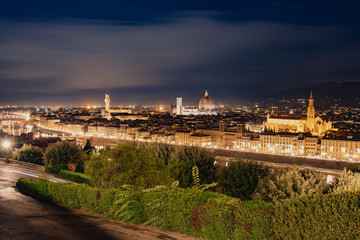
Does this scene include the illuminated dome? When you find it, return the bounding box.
[199,90,215,111]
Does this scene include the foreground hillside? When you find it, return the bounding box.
[17,178,360,239]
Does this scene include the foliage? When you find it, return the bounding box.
[0,148,5,158]
[12,144,44,165]
[253,167,328,202]
[216,160,269,200]
[44,141,80,166]
[192,165,217,191]
[74,150,90,173]
[16,178,271,239]
[143,143,176,165]
[45,164,68,174]
[139,144,217,188]
[85,144,173,189]
[17,177,360,239]
[16,178,117,215]
[83,139,94,153]
[192,165,200,187]
[332,168,360,194]
[59,170,91,185]
[169,146,217,188]
[68,163,77,172]
[269,191,360,239]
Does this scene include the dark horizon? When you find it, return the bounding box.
[1,1,360,105]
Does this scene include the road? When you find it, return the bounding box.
[0,163,199,240]
[214,156,343,176]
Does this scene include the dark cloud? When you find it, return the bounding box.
[0,13,359,105]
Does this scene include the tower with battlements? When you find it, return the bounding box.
[105,93,110,112]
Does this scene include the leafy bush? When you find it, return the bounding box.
[45,164,69,174]
[44,141,80,166]
[169,146,217,188]
[216,160,269,200]
[16,178,271,239]
[253,167,328,202]
[270,191,360,239]
[85,144,173,189]
[17,178,360,239]
[59,170,91,185]
[16,178,117,215]
[12,144,44,165]
[143,143,175,165]
[331,168,360,194]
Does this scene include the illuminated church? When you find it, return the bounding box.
[263,92,332,136]
[174,90,217,115]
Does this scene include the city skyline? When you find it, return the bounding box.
[1,2,360,239]
[1,1,360,105]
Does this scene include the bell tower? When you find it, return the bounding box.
[307,91,315,131]
[105,93,110,111]
[176,97,183,115]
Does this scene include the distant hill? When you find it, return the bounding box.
[259,82,360,106]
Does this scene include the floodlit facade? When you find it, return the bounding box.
[263,92,332,136]
[321,138,360,161]
[174,90,217,115]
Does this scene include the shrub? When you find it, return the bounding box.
[16,178,271,239]
[332,168,360,194]
[143,143,175,165]
[45,164,68,174]
[59,170,91,185]
[74,150,90,173]
[169,146,217,188]
[270,191,360,239]
[16,178,117,215]
[253,167,328,202]
[12,144,44,165]
[44,141,80,166]
[216,160,269,200]
[85,144,173,189]
[17,178,360,239]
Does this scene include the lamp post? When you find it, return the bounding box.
[3,141,11,163]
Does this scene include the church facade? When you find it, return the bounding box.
[263,92,332,137]
[173,90,217,115]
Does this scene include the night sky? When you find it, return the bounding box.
[1,1,360,106]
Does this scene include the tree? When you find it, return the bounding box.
[144,143,176,165]
[12,144,44,165]
[168,146,217,188]
[44,141,80,166]
[85,144,173,189]
[253,167,327,202]
[216,160,269,200]
[83,139,94,153]
[73,150,90,173]
[331,169,360,194]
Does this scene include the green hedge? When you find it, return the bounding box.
[16,178,271,239]
[59,170,91,185]
[269,191,360,239]
[45,164,68,174]
[17,178,360,239]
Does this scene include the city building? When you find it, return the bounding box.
[199,90,215,111]
[263,92,332,136]
[321,137,360,161]
[174,90,217,115]
[101,93,133,118]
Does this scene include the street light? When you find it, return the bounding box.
[3,140,11,163]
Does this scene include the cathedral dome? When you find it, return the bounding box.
[199,90,215,111]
